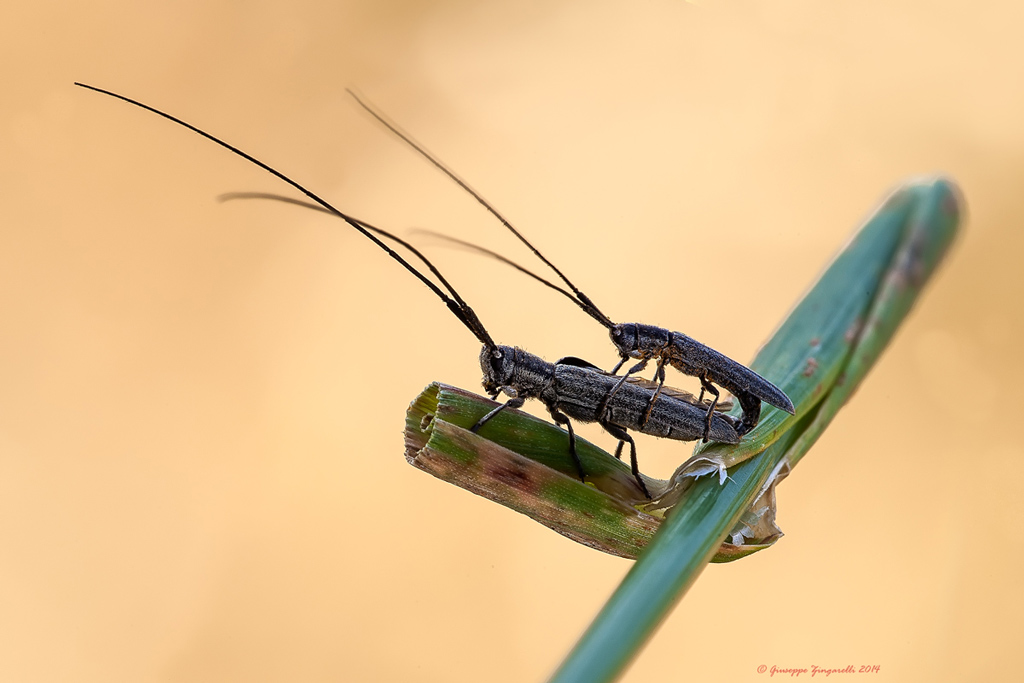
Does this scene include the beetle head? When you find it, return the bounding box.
[609,323,640,359]
[480,345,516,395]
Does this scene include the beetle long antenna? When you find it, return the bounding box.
[218,191,610,329]
[75,83,497,349]
[411,229,618,327]
[218,192,475,314]
[347,89,615,330]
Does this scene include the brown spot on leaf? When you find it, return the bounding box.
[803,357,819,377]
[845,318,864,344]
[490,462,533,490]
[942,189,961,217]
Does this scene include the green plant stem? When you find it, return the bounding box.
[546,178,961,683]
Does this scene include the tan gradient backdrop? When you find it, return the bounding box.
[2,1,1021,681]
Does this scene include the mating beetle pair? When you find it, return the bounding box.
[76,82,794,498]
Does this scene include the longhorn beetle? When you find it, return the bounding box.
[347,91,796,438]
[74,83,741,498]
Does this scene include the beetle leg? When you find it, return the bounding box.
[597,358,649,419]
[698,374,720,442]
[639,358,667,428]
[548,408,586,484]
[601,422,650,499]
[472,392,525,433]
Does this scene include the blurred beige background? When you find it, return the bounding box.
[2,1,1021,681]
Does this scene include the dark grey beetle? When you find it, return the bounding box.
[347,92,796,438]
[75,83,740,498]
